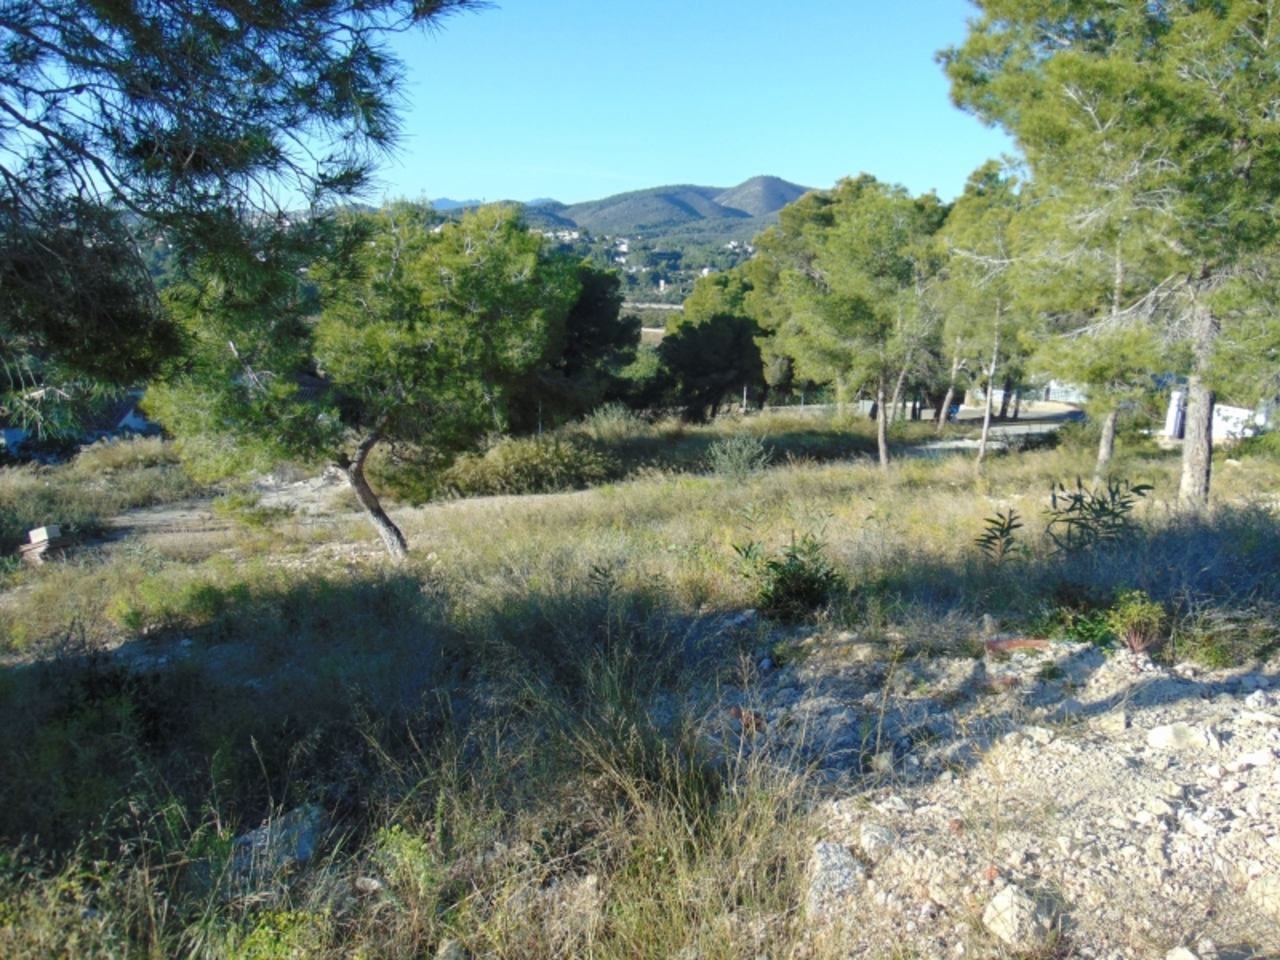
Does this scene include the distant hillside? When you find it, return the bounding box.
[430,197,483,210]
[444,176,812,239]
[436,176,815,305]
[553,176,811,235]
[561,185,742,234]
[713,176,810,218]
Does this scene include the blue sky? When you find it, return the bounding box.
[378,0,1014,205]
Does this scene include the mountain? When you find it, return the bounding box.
[433,177,812,239]
[430,197,483,210]
[561,185,746,234]
[712,176,811,218]
[553,176,811,235]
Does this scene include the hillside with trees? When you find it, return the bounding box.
[436,176,813,304]
[5,3,1280,959]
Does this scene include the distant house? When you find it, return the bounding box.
[1162,390,1260,444]
[80,392,155,439]
[0,390,157,454]
[1041,380,1089,404]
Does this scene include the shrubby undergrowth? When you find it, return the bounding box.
[0,430,1277,956]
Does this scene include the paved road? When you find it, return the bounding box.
[910,406,1085,456]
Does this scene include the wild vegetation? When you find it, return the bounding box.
[2,1,1280,956]
[1,423,1279,957]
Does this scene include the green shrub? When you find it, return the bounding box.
[974,509,1023,567]
[582,402,645,443]
[1106,588,1165,653]
[107,560,256,633]
[69,436,180,475]
[0,438,200,550]
[704,433,771,480]
[734,533,847,622]
[1166,603,1280,668]
[442,436,619,497]
[1046,477,1152,554]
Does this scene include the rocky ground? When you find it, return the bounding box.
[79,473,1280,958]
[694,618,1280,959]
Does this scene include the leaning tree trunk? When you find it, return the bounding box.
[1093,407,1119,490]
[340,433,409,561]
[876,373,890,468]
[976,326,1000,469]
[1179,298,1219,511]
[937,348,961,434]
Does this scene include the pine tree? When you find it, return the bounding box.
[0,0,478,416]
[149,204,580,560]
[776,176,947,466]
[943,0,1280,508]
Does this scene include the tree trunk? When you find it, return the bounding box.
[997,373,1014,420]
[889,364,909,423]
[341,433,409,561]
[876,373,890,468]
[976,326,1000,469]
[1178,300,1218,511]
[1093,407,1119,489]
[937,349,961,434]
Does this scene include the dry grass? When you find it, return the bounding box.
[0,437,203,553]
[0,429,1277,957]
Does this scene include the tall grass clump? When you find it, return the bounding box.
[705,433,772,480]
[582,401,646,443]
[441,435,619,497]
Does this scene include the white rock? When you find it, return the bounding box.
[1245,690,1275,710]
[875,795,911,815]
[860,822,897,860]
[1049,698,1084,722]
[1248,874,1280,921]
[982,885,1054,950]
[230,804,326,884]
[807,842,864,920]
[1182,817,1217,839]
[1019,725,1055,745]
[436,940,467,960]
[1238,710,1280,726]
[354,876,384,894]
[1165,949,1199,960]
[1095,710,1129,734]
[1232,749,1276,770]
[1148,723,1210,751]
